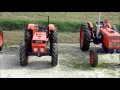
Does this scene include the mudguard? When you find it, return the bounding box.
[27,24,36,30]
[48,24,55,31]
[87,22,93,29]
[87,22,94,38]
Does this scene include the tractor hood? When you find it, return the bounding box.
[100,28,120,38]
[32,32,47,41]
[100,28,120,49]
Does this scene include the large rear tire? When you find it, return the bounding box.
[19,43,28,66]
[50,30,58,52]
[50,30,58,43]
[0,30,3,51]
[90,49,98,67]
[24,29,32,52]
[80,24,91,51]
[49,29,58,66]
[51,43,58,67]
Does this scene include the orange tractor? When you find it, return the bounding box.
[80,13,120,67]
[19,17,58,67]
[0,29,3,51]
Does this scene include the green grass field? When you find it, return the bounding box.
[0,12,120,32]
[3,31,79,47]
[0,12,119,23]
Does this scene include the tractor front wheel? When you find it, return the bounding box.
[0,30,3,51]
[19,43,28,66]
[90,49,98,67]
[51,43,58,67]
[80,24,91,51]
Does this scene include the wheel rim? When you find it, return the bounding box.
[90,51,94,64]
[80,29,84,48]
[0,33,3,47]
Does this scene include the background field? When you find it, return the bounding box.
[0,12,120,32]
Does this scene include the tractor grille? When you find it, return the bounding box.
[33,40,46,43]
[109,40,120,48]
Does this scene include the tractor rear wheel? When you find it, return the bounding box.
[50,30,58,52]
[0,30,3,51]
[19,43,28,66]
[51,43,58,67]
[50,30,58,43]
[80,24,91,51]
[90,49,98,67]
[24,29,32,52]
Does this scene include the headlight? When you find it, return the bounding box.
[34,48,37,52]
[40,48,44,52]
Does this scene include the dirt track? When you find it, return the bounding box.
[0,43,120,78]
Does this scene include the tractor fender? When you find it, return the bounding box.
[49,24,55,31]
[27,24,36,30]
[87,22,93,29]
[87,22,94,38]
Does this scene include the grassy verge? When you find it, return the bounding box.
[0,19,120,32]
[0,12,119,23]
[3,31,79,47]
[3,30,24,47]
[0,12,120,32]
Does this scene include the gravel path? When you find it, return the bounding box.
[0,43,120,78]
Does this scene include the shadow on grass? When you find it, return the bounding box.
[59,44,120,71]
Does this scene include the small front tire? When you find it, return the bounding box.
[90,49,98,67]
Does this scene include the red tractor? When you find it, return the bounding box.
[0,29,3,51]
[19,17,58,67]
[80,13,120,67]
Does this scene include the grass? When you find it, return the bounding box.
[0,12,120,32]
[58,32,79,43]
[3,31,79,47]
[3,30,24,47]
[0,12,119,23]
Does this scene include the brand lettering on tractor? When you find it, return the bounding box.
[109,39,120,48]
[110,39,120,42]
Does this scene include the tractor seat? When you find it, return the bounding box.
[96,21,104,27]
